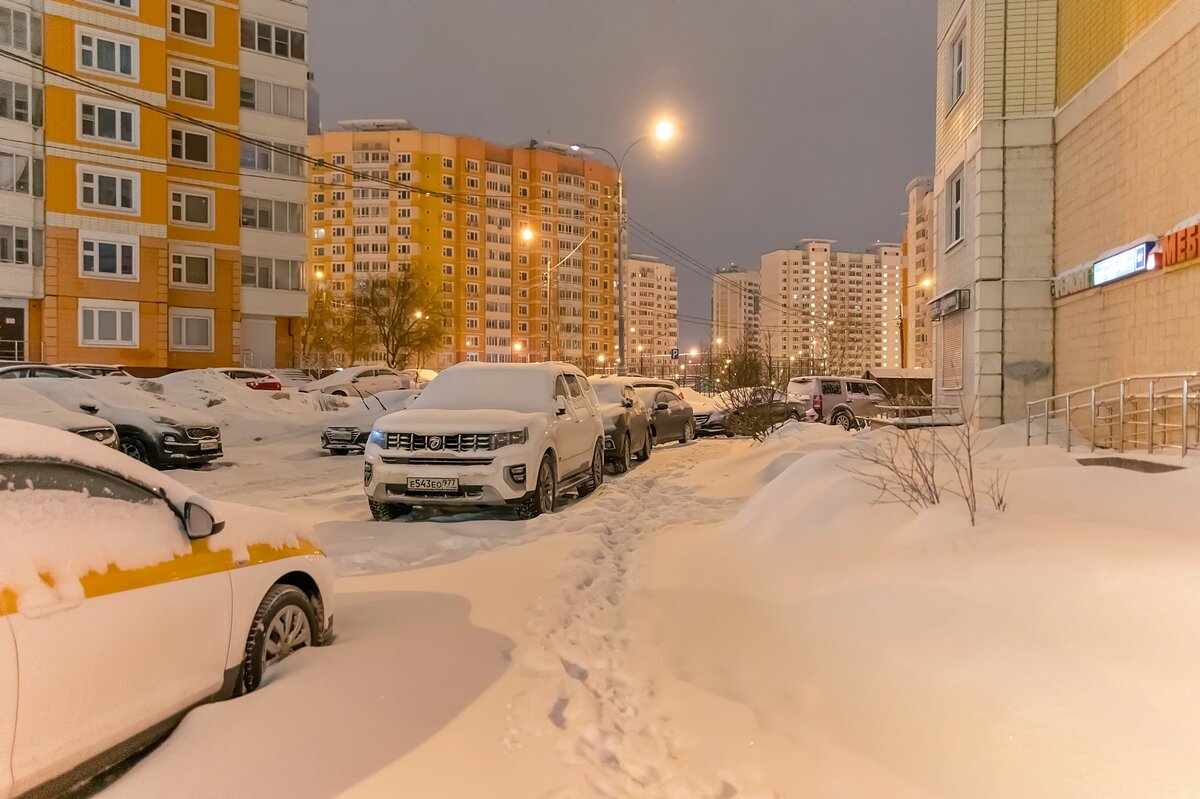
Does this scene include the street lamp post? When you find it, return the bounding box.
[569,118,675,377]
[898,276,933,368]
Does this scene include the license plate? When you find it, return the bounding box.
[328,432,354,442]
[407,477,458,492]
[199,440,220,451]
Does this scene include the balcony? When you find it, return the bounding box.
[242,287,307,318]
[0,264,43,299]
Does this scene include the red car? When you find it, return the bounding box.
[217,368,283,391]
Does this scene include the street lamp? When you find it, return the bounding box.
[898,275,935,368]
[568,117,676,377]
[413,310,423,320]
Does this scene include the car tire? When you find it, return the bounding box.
[331,390,347,397]
[576,442,604,497]
[680,420,694,444]
[790,409,803,422]
[832,410,857,430]
[612,434,631,474]
[516,454,556,519]
[637,431,652,461]
[369,498,412,521]
[236,584,319,696]
[120,436,152,466]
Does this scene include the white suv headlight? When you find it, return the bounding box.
[491,428,528,449]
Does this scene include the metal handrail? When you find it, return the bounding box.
[1026,372,1200,457]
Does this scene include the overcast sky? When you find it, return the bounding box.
[310,0,937,347]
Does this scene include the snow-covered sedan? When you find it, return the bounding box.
[0,419,334,799]
[591,378,653,472]
[299,366,415,398]
[363,363,605,519]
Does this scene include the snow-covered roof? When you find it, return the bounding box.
[0,383,114,431]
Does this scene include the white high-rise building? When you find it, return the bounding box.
[760,240,903,374]
[624,254,677,373]
[711,265,760,353]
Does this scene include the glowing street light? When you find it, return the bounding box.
[689,347,699,357]
[597,354,606,363]
[314,269,324,280]
[715,337,723,346]
[521,227,534,243]
[920,277,933,288]
[513,342,523,351]
[413,310,423,320]
[655,118,676,143]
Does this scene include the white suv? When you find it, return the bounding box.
[363,362,605,519]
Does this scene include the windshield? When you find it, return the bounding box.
[407,368,553,414]
[592,382,626,403]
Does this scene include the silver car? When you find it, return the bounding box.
[787,376,891,430]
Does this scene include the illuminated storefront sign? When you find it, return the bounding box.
[1162,223,1200,269]
[1091,241,1154,286]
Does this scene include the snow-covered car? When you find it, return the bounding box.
[0,383,119,449]
[400,368,439,387]
[321,389,422,454]
[695,387,804,436]
[0,364,91,379]
[591,378,653,472]
[363,363,605,520]
[19,378,224,469]
[52,363,131,378]
[787,376,891,429]
[634,386,697,444]
[298,366,414,397]
[215,368,283,392]
[0,419,334,799]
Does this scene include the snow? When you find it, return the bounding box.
[680,387,717,412]
[0,490,187,610]
[0,383,112,431]
[297,366,375,392]
[73,394,1200,799]
[374,407,544,434]
[21,377,219,429]
[407,363,559,414]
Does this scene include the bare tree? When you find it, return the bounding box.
[813,276,871,376]
[297,292,375,372]
[356,272,448,369]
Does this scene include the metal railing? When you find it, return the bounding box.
[1026,373,1200,457]
[0,339,25,362]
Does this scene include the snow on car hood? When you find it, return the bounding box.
[375,408,546,434]
[0,383,114,431]
[206,499,316,562]
[22,378,219,428]
[598,402,626,426]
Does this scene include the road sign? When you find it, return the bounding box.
[670,348,679,360]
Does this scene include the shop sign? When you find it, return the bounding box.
[1162,223,1200,269]
[929,289,970,320]
[1091,241,1154,286]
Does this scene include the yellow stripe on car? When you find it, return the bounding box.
[0,539,324,617]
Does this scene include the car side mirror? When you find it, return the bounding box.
[350,377,360,383]
[184,501,224,540]
[79,402,98,414]
[622,397,634,408]
[556,396,568,415]
[656,402,669,411]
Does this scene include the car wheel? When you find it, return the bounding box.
[236,584,319,695]
[832,410,857,430]
[369,498,412,521]
[637,430,652,461]
[516,454,557,519]
[576,442,604,497]
[331,390,347,397]
[120,436,151,465]
[790,409,803,422]
[680,420,694,444]
[612,434,631,474]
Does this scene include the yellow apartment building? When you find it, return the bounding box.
[307,121,619,369]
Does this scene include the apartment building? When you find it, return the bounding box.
[760,240,902,373]
[710,264,759,353]
[0,0,307,369]
[307,121,620,368]
[903,176,934,369]
[624,253,677,371]
[932,0,1056,425]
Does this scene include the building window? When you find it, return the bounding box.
[79,98,136,146]
[239,78,305,120]
[0,7,42,55]
[938,313,964,391]
[169,62,212,105]
[0,225,41,266]
[169,126,212,166]
[0,80,42,126]
[0,151,43,197]
[169,308,213,352]
[240,197,304,233]
[80,234,137,280]
[78,28,137,79]
[239,18,306,61]
[80,299,138,347]
[241,256,303,291]
[79,166,135,212]
[947,169,964,247]
[169,3,210,41]
[950,30,966,107]
[169,186,213,227]
[87,0,135,9]
[170,248,213,289]
[239,141,304,176]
